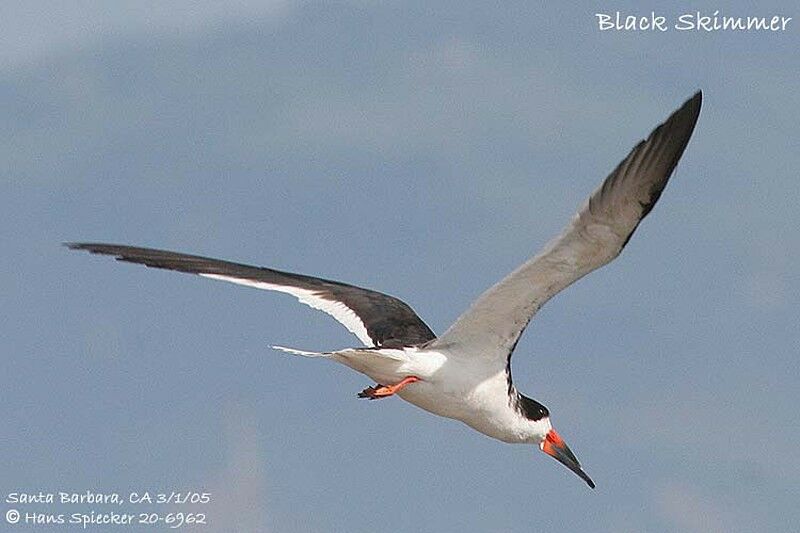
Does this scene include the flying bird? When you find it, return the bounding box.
[68,91,702,488]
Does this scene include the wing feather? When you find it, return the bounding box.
[434,92,702,358]
[66,243,436,347]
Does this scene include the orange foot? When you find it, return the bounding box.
[358,376,420,400]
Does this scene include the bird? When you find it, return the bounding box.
[67,91,702,488]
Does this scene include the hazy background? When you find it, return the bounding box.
[2,1,798,532]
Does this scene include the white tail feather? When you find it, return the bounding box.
[271,345,332,357]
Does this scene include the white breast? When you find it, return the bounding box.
[403,369,537,443]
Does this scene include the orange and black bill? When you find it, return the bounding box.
[540,429,595,489]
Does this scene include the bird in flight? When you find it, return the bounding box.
[68,91,702,488]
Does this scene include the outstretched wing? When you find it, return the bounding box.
[66,243,436,348]
[434,91,702,358]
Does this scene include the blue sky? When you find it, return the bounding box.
[2,2,798,532]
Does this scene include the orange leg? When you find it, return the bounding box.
[358,376,420,400]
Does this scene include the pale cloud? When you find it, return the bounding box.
[656,482,728,533]
[615,386,798,484]
[179,403,268,532]
[0,0,296,71]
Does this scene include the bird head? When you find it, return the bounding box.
[516,394,595,488]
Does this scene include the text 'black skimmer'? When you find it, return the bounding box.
[68,91,702,488]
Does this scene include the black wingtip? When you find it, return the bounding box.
[64,242,126,255]
[669,91,702,125]
[684,90,703,120]
[64,242,108,256]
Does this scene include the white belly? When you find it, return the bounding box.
[333,347,531,444]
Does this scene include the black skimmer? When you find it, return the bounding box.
[67,91,702,488]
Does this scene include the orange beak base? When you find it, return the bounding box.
[540,429,595,489]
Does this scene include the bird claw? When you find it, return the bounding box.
[357,386,376,399]
[357,384,390,399]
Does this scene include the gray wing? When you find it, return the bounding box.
[66,243,435,348]
[433,91,702,359]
